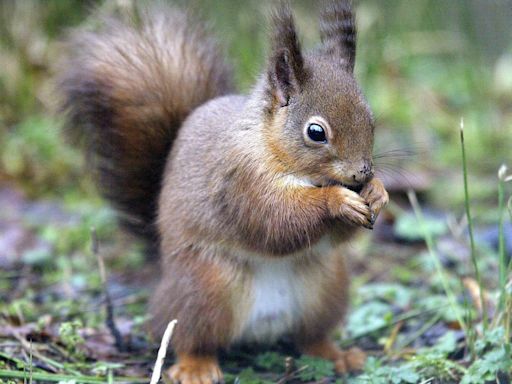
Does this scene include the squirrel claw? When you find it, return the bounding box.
[330,186,374,229]
[360,178,389,223]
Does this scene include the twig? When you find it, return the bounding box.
[276,356,295,384]
[384,321,403,353]
[91,227,126,352]
[150,319,178,384]
[284,356,294,377]
[276,365,309,384]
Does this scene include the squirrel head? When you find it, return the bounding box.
[263,1,374,191]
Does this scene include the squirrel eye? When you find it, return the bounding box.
[307,123,327,143]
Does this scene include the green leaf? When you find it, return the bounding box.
[354,361,420,384]
[231,368,273,384]
[358,283,413,308]
[394,212,447,241]
[254,352,284,372]
[431,331,458,355]
[346,302,393,337]
[295,356,335,381]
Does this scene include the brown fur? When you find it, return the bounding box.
[166,354,222,384]
[293,242,350,343]
[150,247,236,354]
[60,1,389,383]
[58,6,233,241]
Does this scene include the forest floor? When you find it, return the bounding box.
[1,173,511,383]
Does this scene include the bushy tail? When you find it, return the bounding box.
[59,6,233,242]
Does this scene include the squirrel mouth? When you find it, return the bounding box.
[346,183,364,193]
[324,179,364,194]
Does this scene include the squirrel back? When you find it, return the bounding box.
[58,6,233,242]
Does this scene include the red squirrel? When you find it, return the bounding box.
[59,1,389,383]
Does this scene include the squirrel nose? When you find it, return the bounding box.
[351,162,374,185]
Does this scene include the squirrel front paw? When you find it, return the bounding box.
[360,178,389,223]
[165,355,223,384]
[327,187,373,229]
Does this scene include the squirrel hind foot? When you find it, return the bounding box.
[301,340,366,374]
[165,355,223,384]
[333,347,366,374]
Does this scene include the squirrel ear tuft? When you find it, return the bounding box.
[268,3,305,108]
[319,0,357,72]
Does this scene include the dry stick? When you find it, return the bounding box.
[91,228,126,352]
[276,365,309,384]
[277,356,295,384]
[383,321,403,353]
[284,356,295,377]
[149,319,178,384]
[462,277,491,317]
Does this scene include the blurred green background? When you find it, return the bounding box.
[0,0,511,210]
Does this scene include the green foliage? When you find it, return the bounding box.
[254,352,284,372]
[1,116,86,197]
[358,283,413,308]
[58,320,86,360]
[1,298,37,322]
[416,295,457,322]
[227,368,273,384]
[346,301,393,338]
[353,358,420,384]
[430,331,458,355]
[460,327,512,383]
[394,213,448,242]
[462,345,512,384]
[295,356,335,381]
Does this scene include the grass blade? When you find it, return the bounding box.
[407,190,466,333]
[460,118,488,330]
[498,165,507,312]
[0,369,147,383]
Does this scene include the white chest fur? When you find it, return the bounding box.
[241,258,299,342]
[238,236,334,343]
